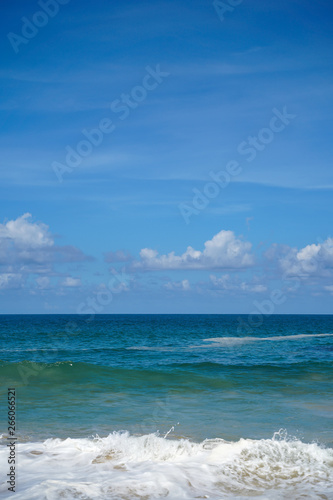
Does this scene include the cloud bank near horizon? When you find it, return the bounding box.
[1,214,333,312]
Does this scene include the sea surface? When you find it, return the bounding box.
[0,314,333,499]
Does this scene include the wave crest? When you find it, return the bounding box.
[1,430,332,499]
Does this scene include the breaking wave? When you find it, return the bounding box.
[1,430,332,499]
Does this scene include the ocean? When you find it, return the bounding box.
[0,314,333,499]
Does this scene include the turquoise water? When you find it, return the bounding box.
[1,314,333,499]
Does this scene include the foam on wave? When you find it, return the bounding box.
[202,332,333,346]
[0,430,332,499]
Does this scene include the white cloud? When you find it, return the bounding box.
[0,214,92,295]
[210,274,267,293]
[0,213,53,248]
[247,284,267,293]
[165,279,191,291]
[36,277,50,289]
[0,214,92,268]
[104,250,133,263]
[134,230,254,271]
[182,279,190,290]
[279,237,333,277]
[0,273,23,289]
[61,277,81,288]
[297,243,320,262]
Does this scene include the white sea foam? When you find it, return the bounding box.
[202,332,333,347]
[0,431,332,499]
[127,346,176,351]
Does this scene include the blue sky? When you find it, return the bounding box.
[1,0,333,314]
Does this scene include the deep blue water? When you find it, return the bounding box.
[1,314,332,442]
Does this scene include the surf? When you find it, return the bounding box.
[0,430,332,499]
